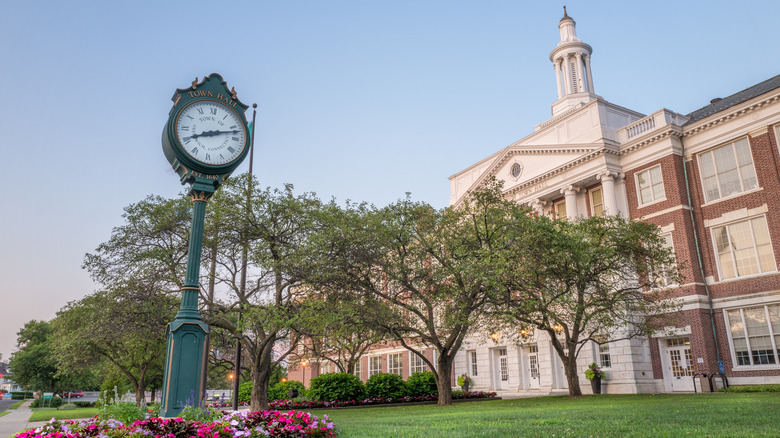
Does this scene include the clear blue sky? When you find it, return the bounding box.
[2,0,779,360]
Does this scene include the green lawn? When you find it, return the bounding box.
[308,393,780,437]
[29,407,99,422]
[9,400,29,410]
[0,411,9,418]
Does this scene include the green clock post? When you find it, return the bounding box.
[160,74,251,417]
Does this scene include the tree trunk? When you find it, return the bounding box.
[563,357,582,396]
[250,340,274,411]
[135,369,146,406]
[436,353,453,406]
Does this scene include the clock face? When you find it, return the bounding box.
[175,100,247,166]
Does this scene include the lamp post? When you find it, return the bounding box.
[490,333,500,344]
[300,360,307,385]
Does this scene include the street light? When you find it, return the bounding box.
[553,323,564,335]
[300,360,308,385]
[490,332,500,344]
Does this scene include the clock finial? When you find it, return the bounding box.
[231,87,237,100]
[191,77,198,89]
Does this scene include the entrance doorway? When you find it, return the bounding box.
[493,348,508,390]
[526,345,540,389]
[664,337,694,391]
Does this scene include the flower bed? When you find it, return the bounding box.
[15,409,336,438]
[266,391,498,410]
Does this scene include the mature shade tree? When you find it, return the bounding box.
[53,283,178,405]
[8,321,59,392]
[488,198,681,396]
[205,175,321,410]
[82,194,191,291]
[295,296,386,374]
[302,188,508,405]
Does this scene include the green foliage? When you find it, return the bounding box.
[32,396,63,408]
[99,380,130,405]
[585,363,603,381]
[57,403,77,411]
[179,405,224,422]
[8,321,59,391]
[720,384,780,392]
[457,374,472,386]
[365,373,407,399]
[269,380,306,401]
[406,371,438,397]
[238,381,253,404]
[73,400,95,408]
[11,392,34,400]
[308,372,366,401]
[97,401,148,424]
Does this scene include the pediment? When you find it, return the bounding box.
[450,142,608,206]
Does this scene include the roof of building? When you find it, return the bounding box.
[685,74,780,125]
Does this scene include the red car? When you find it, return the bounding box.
[63,390,83,398]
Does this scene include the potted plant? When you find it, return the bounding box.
[457,374,473,392]
[584,363,603,394]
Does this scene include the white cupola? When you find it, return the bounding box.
[549,7,598,116]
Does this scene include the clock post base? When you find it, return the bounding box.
[160,319,209,418]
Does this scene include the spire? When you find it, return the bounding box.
[548,7,596,116]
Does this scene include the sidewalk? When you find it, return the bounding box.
[0,399,37,437]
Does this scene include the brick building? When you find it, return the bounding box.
[290,10,780,394]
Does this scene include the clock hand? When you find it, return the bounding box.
[190,129,241,139]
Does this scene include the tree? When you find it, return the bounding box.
[489,204,681,396]
[302,189,504,405]
[205,175,321,410]
[295,296,386,374]
[8,321,59,392]
[82,194,191,291]
[53,284,178,405]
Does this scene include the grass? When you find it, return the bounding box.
[308,393,780,437]
[29,407,99,422]
[0,411,9,418]
[9,400,29,410]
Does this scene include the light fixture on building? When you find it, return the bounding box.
[490,332,500,344]
[553,323,564,334]
[520,328,530,339]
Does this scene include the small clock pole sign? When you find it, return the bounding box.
[160,73,250,417]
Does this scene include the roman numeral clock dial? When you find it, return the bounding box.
[175,100,246,166]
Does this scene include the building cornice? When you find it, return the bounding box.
[683,93,780,137]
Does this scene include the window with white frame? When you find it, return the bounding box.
[320,362,331,374]
[597,342,611,368]
[590,188,604,217]
[636,165,666,205]
[712,216,775,280]
[554,201,567,219]
[651,233,676,287]
[410,352,426,374]
[353,360,362,379]
[468,350,478,376]
[388,353,402,376]
[369,356,382,376]
[699,138,758,202]
[725,304,780,366]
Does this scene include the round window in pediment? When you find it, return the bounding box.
[511,162,523,179]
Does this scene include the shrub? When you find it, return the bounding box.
[269,380,306,401]
[720,384,780,392]
[11,392,34,400]
[73,400,95,408]
[406,371,438,396]
[97,401,147,424]
[57,403,77,411]
[365,373,407,399]
[308,372,365,401]
[238,381,253,404]
[32,397,63,408]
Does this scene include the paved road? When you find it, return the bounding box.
[0,398,16,413]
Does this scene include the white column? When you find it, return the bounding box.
[560,56,570,95]
[597,171,618,216]
[584,54,595,94]
[575,52,585,93]
[554,60,563,99]
[561,186,580,220]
